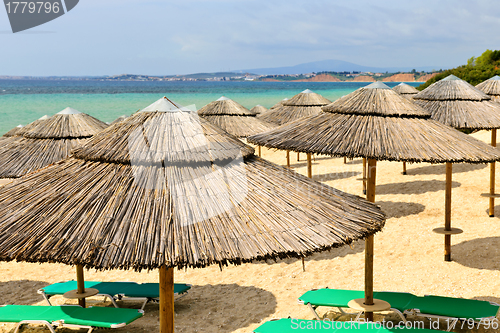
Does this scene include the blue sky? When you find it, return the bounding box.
[1,0,500,76]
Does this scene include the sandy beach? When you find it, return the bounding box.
[1,130,499,333]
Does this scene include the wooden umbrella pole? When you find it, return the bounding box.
[307,153,312,178]
[362,158,367,195]
[159,266,174,333]
[365,158,377,322]
[490,129,497,217]
[286,151,290,168]
[445,163,452,262]
[76,264,86,308]
[258,145,262,157]
[402,162,407,175]
[297,152,300,161]
[344,156,347,164]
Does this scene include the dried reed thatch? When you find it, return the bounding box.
[256,90,331,126]
[2,124,23,137]
[0,96,385,271]
[198,97,276,137]
[0,116,50,148]
[476,75,500,102]
[110,115,128,125]
[0,108,108,178]
[413,75,500,129]
[270,98,288,110]
[392,83,418,98]
[283,89,331,106]
[200,116,276,138]
[16,115,50,136]
[198,96,255,116]
[248,82,500,163]
[250,105,267,115]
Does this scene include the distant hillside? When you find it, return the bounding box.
[382,73,415,82]
[242,59,441,75]
[257,71,440,83]
[294,74,341,82]
[418,49,500,90]
[351,75,376,82]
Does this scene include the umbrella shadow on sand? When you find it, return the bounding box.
[376,180,461,195]
[405,163,486,176]
[376,201,426,219]
[0,280,49,305]
[452,237,500,270]
[136,284,277,333]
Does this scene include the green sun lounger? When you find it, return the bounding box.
[38,281,192,310]
[0,305,143,333]
[298,288,499,331]
[253,318,437,332]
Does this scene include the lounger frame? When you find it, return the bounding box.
[298,288,500,332]
[404,300,500,332]
[2,305,144,333]
[38,282,192,310]
[298,288,408,323]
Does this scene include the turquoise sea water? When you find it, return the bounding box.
[0,80,420,135]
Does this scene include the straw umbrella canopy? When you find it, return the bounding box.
[257,98,288,125]
[476,75,500,103]
[269,98,289,110]
[251,105,267,115]
[0,108,108,178]
[0,96,385,333]
[414,74,500,217]
[0,116,49,149]
[257,89,330,126]
[110,115,128,125]
[249,81,500,318]
[392,84,418,174]
[258,90,330,166]
[2,124,23,137]
[0,125,23,147]
[198,96,275,138]
[17,115,50,135]
[392,83,418,99]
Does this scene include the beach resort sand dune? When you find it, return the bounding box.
[0,130,499,332]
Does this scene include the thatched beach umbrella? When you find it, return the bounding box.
[0,125,23,147]
[249,81,500,318]
[251,105,267,115]
[414,75,500,217]
[258,89,330,126]
[392,83,419,174]
[0,96,385,332]
[198,96,275,138]
[0,116,49,149]
[0,107,108,178]
[17,115,50,135]
[476,75,500,103]
[268,98,289,110]
[2,124,23,137]
[198,96,276,157]
[392,83,419,99]
[258,90,331,166]
[110,115,128,125]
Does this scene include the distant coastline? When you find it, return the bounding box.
[0,71,439,83]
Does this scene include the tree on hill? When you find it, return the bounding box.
[418,49,500,90]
